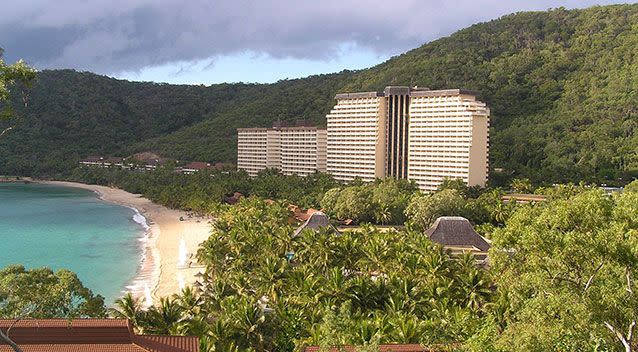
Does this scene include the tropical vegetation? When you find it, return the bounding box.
[103,188,638,351]
[0,265,106,318]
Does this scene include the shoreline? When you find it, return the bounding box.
[36,180,212,304]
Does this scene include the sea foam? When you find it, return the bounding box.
[131,208,150,230]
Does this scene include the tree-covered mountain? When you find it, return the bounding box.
[1,4,636,184]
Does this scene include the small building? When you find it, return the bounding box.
[425,216,490,261]
[292,211,339,237]
[79,156,104,166]
[130,152,172,171]
[501,193,547,204]
[0,318,199,352]
[182,161,212,174]
[289,205,320,222]
[103,156,125,168]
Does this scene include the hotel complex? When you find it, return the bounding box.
[237,126,327,177]
[238,86,490,192]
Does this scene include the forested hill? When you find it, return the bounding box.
[1,4,636,184]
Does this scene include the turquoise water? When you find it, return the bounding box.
[0,183,145,304]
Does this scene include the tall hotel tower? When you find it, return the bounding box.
[326,86,490,192]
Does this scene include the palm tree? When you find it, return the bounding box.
[387,313,424,344]
[374,204,393,225]
[459,270,492,312]
[143,297,184,335]
[176,286,202,317]
[221,296,268,350]
[109,293,143,332]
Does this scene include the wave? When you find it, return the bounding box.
[117,206,157,304]
[131,208,150,230]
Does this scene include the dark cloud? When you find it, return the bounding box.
[0,0,627,74]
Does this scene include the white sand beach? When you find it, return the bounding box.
[38,181,212,302]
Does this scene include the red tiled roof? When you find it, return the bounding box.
[134,335,200,352]
[213,162,230,170]
[305,344,430,352]
[0,344,149,352]
[0,319,198,352]
[0,319,130,328]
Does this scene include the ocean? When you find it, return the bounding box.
[0,183,146,305]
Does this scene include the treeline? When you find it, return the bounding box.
[2,4,638,185]
[67,166,340,211]
[67,167,519,233]
[68,165,619,234]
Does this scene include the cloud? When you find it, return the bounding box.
[0,0,627,74]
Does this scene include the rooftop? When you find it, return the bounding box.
[182,161,211,170]
[0,319,198,352]
[292,211,339,237]
[425,216,491,253]
[334,87,479,100]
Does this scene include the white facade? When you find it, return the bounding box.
[237,128,269,177]
[325,93,387,182]
[280,127,327,176]
[266,129,281,170]
[408,90,490,192]
[237,126,327,177]
[324,87,490,191]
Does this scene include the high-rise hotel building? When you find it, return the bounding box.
[237,126,327,177]
[326,86,490,191]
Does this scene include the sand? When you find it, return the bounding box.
[38,181,212,303]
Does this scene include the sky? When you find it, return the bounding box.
[0,0,631,85]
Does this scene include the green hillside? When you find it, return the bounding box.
[1,4,636,184]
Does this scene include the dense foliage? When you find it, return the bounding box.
[0,48,36,133]
[0,265,106,318]
[320,178,418,225]
[67,167,515,232]
[112,198,495,351]
[482,189,638,351]
[105,187,638,351]
[1,4,637,185]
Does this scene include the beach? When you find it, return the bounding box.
[38,181,212,302]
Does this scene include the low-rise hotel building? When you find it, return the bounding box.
[237,125,327,176]
[236,127,270,177]
[326,86,490,191]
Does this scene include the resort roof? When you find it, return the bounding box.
[0,319,198,352]
[334,87,479,100]
[81,156,103,162]
[501,193,547,203]
[425,216,491,253]
[183,161,211,170]
[292,211,339,237]
[104,157,125,163]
